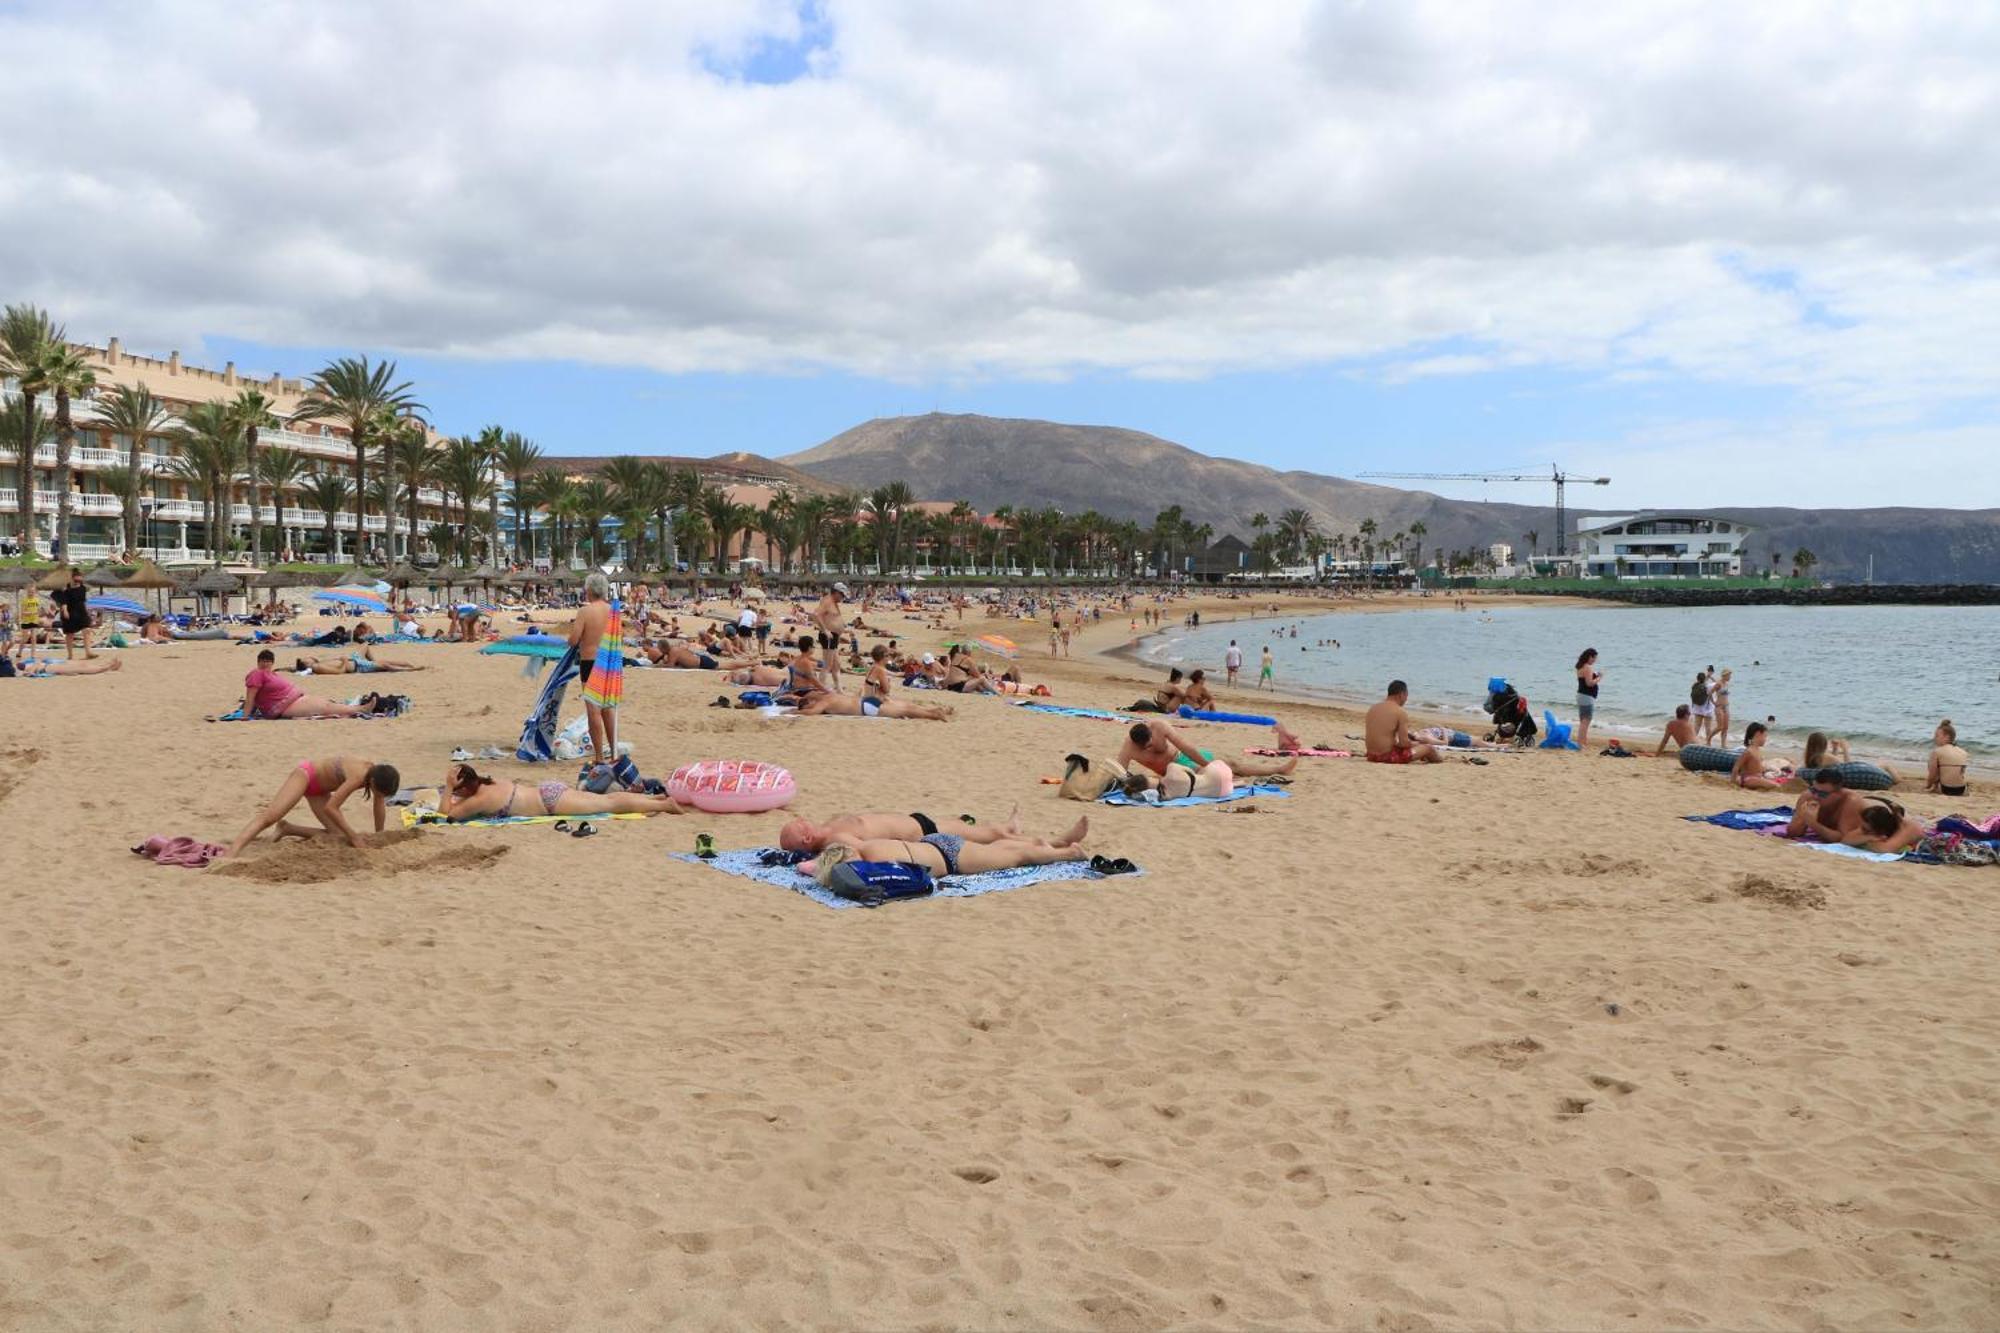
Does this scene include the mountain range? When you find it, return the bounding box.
[780,414,2000,584]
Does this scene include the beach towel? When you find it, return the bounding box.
[204,705,398,722]
[1100,783,1291,808]
[132,834,227,868]
[517,644,582,761]
[1681,806,1794,831]
[401,807,648,829]
[1246,747,1351,758]
[1683,806,2000,865]
[1012,702,1135,722]
[671,847,1129,910]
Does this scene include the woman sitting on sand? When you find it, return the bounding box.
[223,754,401,857]
[1845,799,1925,853]
[1926,720,1969,797]
[1728,722,1793,791]
[1804,731,1899,785]
[440,764,686,820]
[805,820,1090,881]
[241,648,379,718]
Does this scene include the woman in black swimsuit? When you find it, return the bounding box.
[1574,647,1601,747]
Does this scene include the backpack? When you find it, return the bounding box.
[828,860,936,907]
[1691,679,1709,706]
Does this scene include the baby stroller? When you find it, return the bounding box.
[1482,678,1539,745]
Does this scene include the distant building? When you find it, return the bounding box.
[1574,512,1751,578]
[1488,542,1513,567]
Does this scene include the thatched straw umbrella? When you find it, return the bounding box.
[189,566,243,617]
[118,558,178,591]
[84,564,129,588]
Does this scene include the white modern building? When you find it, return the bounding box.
[1574,512,1751,578]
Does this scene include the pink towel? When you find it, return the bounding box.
[132,834,228,869]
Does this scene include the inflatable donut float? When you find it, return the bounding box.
[667,759,797,813]
[1798,762,1896,791]
[1678,745,1741,774]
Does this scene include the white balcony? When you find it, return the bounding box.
[0,488,123,515]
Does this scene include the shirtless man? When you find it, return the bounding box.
[1653,704,1698,756]
[779,808,1087,854]
[567,573,614,768]
[810,582,849,693]
[726,656,791,688]
[784,637,828,700]
[1364,680,1442,764]
[1785,767,1865,840]
[1118,720,1298,778]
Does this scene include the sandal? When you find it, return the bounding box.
[552,819,572,833]
[1089,855,1138,876]
[571,822,598,838]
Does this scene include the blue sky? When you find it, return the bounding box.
[7,1,1997,510]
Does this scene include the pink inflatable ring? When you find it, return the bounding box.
[667,759,797,813]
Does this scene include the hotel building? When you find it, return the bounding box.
[1573,512,1751,578]
[1,338,455,565]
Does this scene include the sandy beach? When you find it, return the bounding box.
[2,590,1995,1330]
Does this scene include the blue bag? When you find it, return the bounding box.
[827,859,937,907]
[739,690,773,707]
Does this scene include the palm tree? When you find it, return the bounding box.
[92,385,173,563]
[168,402,246,564]
[881,480,914,573]
[299,472,352,562]
[0,305,61,557]
[1358,517,1379,566]
[1,398,56,556]
[1406,520,1427,570]
[576,479,615,566]
[292,356,423,562]
[439,436,493,564]
[497,432,545,564]
[1522,529,1538,558]
[95,464,144,555]
[227,389,280,564]
[532,472,581,566]
[1276,507,1317,563]
[257,447,309,559]
[1792,547,1817,580]
[701,487,744,572]
[37,343,97,558]
[380,422,433,561]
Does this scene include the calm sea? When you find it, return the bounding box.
[1139,603,2000,762]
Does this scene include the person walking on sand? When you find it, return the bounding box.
[1257,644,1274,690]
[52,567,95,660]
[1224,639,1243,687]
[811,582,849,693]
[222,754,401,858]
[1574,648,1601,747]
[1364,680,1442,764]
[1689,670,1716,742]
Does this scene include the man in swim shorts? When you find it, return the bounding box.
[567,573,615,768]
[811,583,849,694]
[1364,680,1442,764]
[779,809,1088,854]
[795,692,952,720]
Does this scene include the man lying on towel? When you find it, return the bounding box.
[1118,720,1298,778]
[779,808,1088,854]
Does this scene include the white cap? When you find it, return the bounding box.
[832,582,850,597]
[921,653,935,664]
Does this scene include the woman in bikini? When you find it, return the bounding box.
[806,821,1089,882]
[1118,758,1237,800]
[441,764,687,820]
[222,755,402,858]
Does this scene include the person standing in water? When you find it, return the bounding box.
[1574,648,1602,747]
[1257,644,1274,690]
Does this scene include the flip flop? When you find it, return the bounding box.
[694,832,717,859]
[1263,774,1294,786]
[571,822,598,839]
[1089,855,1138,876]
[552,819,572,832]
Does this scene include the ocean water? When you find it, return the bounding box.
[1139,603,2000,761]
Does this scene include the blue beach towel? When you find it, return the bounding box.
[1012,702,1137,722]
[1681,806,1794,830]
[517,644,582,762]
[1100,783,1290,808]
[672,848,1130,910]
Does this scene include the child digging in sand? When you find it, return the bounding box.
[222,755,401,857]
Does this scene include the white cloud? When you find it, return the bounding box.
[2,0,1996,450]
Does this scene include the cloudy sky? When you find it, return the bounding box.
[4,0,1996,509]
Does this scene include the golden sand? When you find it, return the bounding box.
[1,592,1993,1329]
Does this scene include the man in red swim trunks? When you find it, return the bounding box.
[1364,679,1442,765]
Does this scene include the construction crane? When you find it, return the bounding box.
[1356,464,1611,556]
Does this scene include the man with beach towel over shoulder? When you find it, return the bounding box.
[567,573,618,776]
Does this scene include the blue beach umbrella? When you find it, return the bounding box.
[87,595,149,618]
